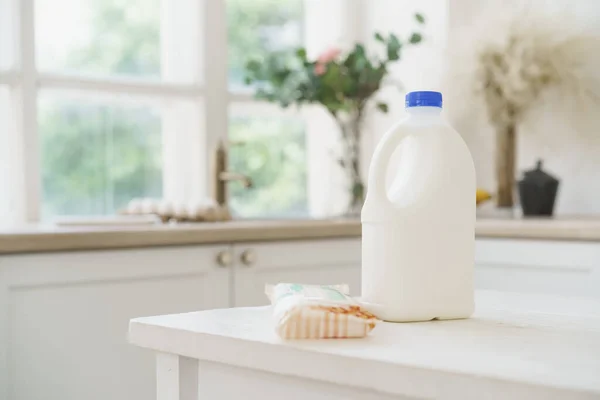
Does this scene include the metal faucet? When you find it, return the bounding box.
[212,140,253,209]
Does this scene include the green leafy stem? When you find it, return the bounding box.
[244,13,426,210]
[244,12,425,117]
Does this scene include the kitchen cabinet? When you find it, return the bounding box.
[0,238,361,400]
[0,245,230,400]
[475,238,600,298]
[232,238,361,306]
[3,233,599,400]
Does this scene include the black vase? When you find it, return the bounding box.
[518,160,559,217]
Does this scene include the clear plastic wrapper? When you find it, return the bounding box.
[266,283,378,339]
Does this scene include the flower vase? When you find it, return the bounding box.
[345,174,365,218]
[337,114,365,218]
[495,123,516,216]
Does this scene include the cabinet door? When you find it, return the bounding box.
[475,238,600,298]
[233,239,361,307]
[0,245,230,400]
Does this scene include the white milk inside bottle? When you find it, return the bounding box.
[361,91,475,322]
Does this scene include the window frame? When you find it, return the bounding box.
[0,0,364,223]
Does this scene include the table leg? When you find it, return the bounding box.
[156,353,199,400]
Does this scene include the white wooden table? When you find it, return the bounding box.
[129,291,600,400]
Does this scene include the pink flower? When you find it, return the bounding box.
[317,47,341,64]
[314,47,340,76]
[314,63,327,76]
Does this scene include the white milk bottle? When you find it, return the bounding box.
[361,91,475,322]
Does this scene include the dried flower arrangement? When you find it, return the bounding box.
[474,9,600,208]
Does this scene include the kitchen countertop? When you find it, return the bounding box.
[129,290,600,399]
[1,217,600,255]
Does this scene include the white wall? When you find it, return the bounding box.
[363,0,600,215]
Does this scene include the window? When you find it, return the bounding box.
[38,91,163,217]
[35,0,161,80]
[0,0,15,69]
[229,104,307,218]
[227,0,308,218]
[0,0,355,223]
[0,86,15,224]
[227,0,303,88]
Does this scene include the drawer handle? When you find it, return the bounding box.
[240,249,256,266]
[216,250,233,267]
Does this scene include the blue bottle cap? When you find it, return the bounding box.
[405,91,443,108]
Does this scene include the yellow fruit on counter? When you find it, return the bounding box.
[476,188,492,205]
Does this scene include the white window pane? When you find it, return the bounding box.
[38,91,163,218]
[227,0,303,89]
[35,0,159,78]
[0,86,8,220]
[229,106,308,218]
[0,86,17,225]
[0,0,15,70]
[35,0,201,83]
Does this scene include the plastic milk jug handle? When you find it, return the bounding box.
[367,128,411,201]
